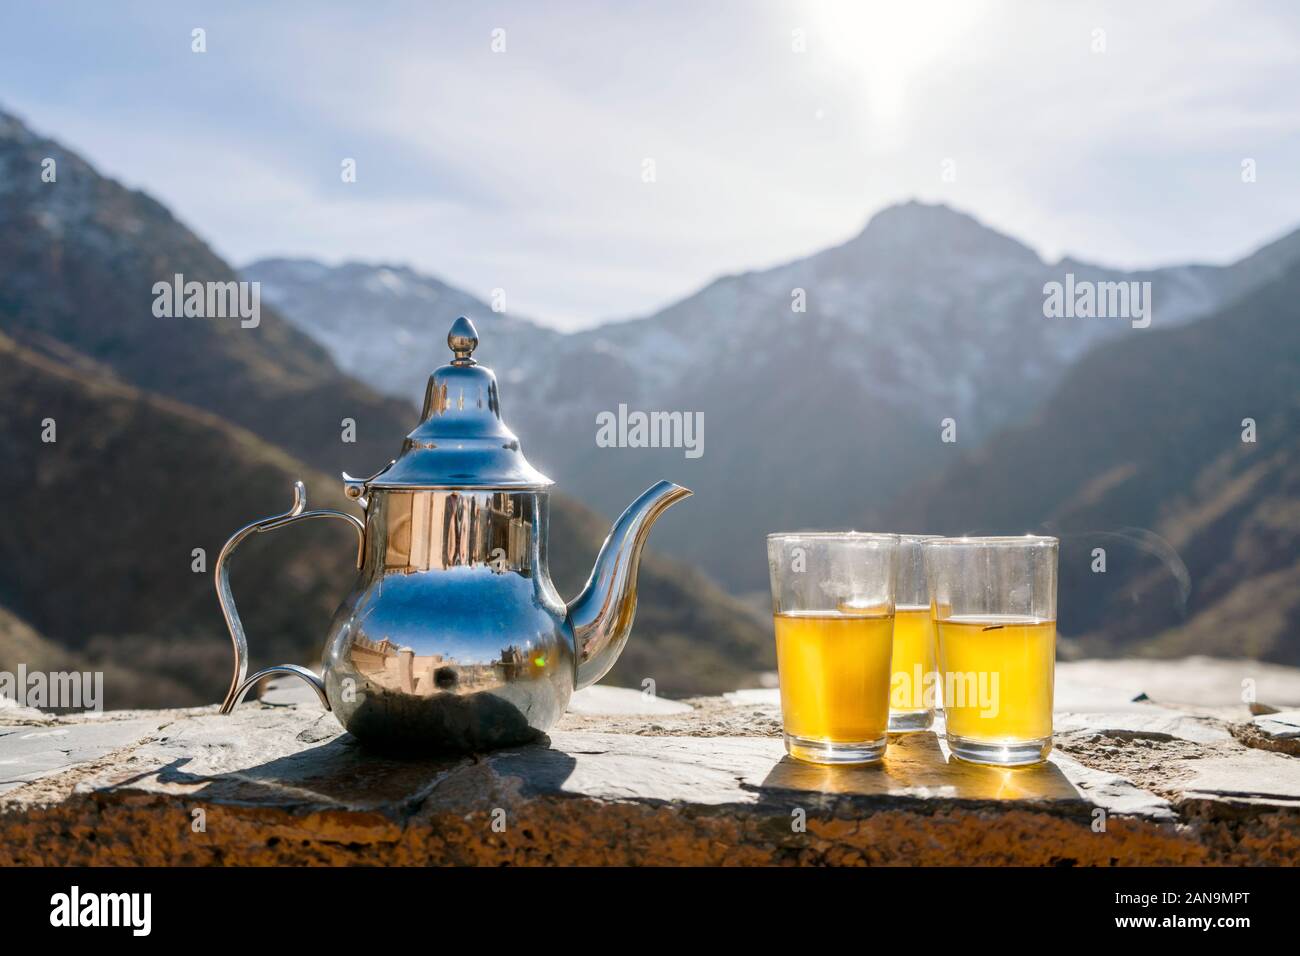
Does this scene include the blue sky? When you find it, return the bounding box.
[4,0,1300,329]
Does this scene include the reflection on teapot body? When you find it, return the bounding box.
[215,316,689,753]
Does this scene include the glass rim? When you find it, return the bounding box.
[922,534,1059,548]
[766,530,899,543]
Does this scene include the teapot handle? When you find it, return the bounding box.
[215,481,365,714]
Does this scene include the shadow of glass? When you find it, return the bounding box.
[758,732,1079,802]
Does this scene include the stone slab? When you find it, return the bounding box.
[1054,708,1233,745]
[1170,750,1300,806]
[566,686,693,716]
[3,708,1160,820]
[2,667,1299,865]
[0,717,167,795]
[1253,710,1300,740]
[1054,657,1300,710]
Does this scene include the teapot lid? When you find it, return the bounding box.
[357,316,553,492]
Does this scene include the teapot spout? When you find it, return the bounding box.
[568,480,692,690]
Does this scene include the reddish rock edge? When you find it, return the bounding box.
[1,692,1298,866]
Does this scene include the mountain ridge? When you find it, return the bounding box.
[0,106,772,702]
[247,200,1300,592]
[884,258,1300,661]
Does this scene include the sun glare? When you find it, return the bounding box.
[808,1,984,122]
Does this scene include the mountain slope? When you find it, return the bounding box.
[0,107,414,481]
[0,331,771,702]
[0,108,770,701]
[248,202,1300,592]
[0,591,197,710]
[887,262,1300,661]
[0,329,361,705]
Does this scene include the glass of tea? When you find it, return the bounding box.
[889,534,939,733]
[924,535,1058,766]
[766,532,899,764]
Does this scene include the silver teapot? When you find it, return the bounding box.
[215,316,690,752]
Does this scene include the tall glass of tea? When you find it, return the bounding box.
[766,532,899,764]
[889,534,940,733]
[924,535,1058,766]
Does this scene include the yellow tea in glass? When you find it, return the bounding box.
[935,615,1055,743]
[774,610,894,745]
[924,536,1058,767]
[889,606,938,728]
[767,532,898,764]
[889,534,940,732]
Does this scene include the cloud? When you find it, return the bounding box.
[3,0,1300,328]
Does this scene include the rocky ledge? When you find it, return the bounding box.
[2,657,1299,866]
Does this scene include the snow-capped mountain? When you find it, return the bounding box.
[245,201,1300,591]
[242,258,562,394]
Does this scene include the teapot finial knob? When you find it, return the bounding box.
[448,316,479,366]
